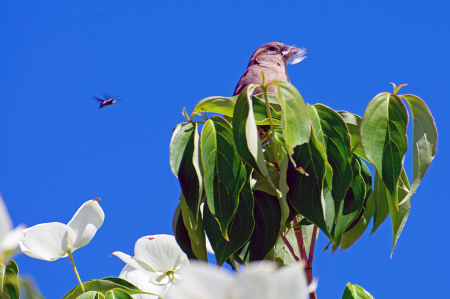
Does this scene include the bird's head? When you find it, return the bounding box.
[248,42,306,68]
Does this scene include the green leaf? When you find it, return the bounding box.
[286,136,333,240]
[342,283,375,299]
[232,85,279,194]
[176,123,203,227]
[389,168,411,257]
[76,292,105,299]
[249,191,282,261]
[173,202,199,260]
[333,155,369,242]
[104,288,133,299]
[191,96,237,120]
[278,155,291,224]
[18,277,44,299]
[0,263,4,295]
[276,81,311,166]
[203,173,255,266]
[309,104,352,211]
[371,169,390,234]
[201,116,246,240]
[169,123,195,178]
[274,229,298,266]
[338,111,368,161]
[399,94,438,205]
[361,92,408,208]
[341,191,375,250]
[63,277,153,299]
[2,260,20,299]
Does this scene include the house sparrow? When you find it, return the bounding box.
[233,42,306,96]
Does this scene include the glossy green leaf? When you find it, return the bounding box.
[0,263,4,295]
[180,193,199,245]
[342,283,375,299]
[178,194,208,260]
[361,92,408,207]
[250,94,281,126]
[169,123,195,178]
[278,155,291,224]
[63,277,153,299]
[286,137,333,240]
[233,85,279,194]
[203,174,255,266]
[18,276,44,299]
[341,191,375,250]
[76,292,105,299]
[371,169,390,234]
[276,81,311,166]
[389,168,411,257]
[333,155,369,241]
[399,94,438,205]
[248,190,282,261]
[191,96,237,120]
[252,170,280,196]
[274,230,298,266]
[309,104,352,211]
[201,116,246,240]
[104,288,133,299]
[2,260,20,299]
[338,111,368,161]
[176,123,203,227]
[173,202,200,260]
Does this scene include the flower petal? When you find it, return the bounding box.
[134,235,187,273]
[166,261,232,299]
[67,199,105,249]
[119,265,169,299]
[275,262,309,299]
[0,224,25,253]
[112,251,157,274]
[0,195,13,239]
[19,223,75,261]
[236,262,276,299]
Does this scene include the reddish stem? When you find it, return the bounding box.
[279,231,300,261]
[293,217,318,299]
[293,217,308,261]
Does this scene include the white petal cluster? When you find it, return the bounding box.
[113,235,189,298]
[0,195,25,263]
[19,199,105,261]
[166,261,316,299]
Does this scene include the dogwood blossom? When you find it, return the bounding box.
[166,261,317,299]
[19,198,104,261]
[0,195,25,263]
[112,234,189,297]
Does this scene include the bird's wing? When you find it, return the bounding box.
[93,96,104,102]
[103,93,114,100]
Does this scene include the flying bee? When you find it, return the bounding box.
[93,93,122,109]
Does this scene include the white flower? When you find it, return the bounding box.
[166,261,317,299]
[0,195,25,263]
[112,235,189,290]
[19,199,104,261]
[119,264,169,299]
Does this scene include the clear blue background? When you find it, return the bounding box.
[1,1,449,298]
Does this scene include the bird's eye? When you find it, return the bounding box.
[268,46,276,51]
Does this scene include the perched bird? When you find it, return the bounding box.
[93,93,121,109]
[233,42,306,96]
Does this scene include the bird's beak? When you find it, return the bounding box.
[282,46,307,65]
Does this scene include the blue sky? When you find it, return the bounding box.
[1,1,449,298]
